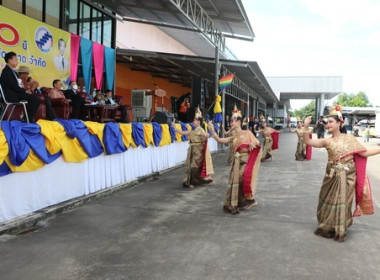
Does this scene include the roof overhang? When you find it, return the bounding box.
[116,49,278,104]
[323,106,380,118]
[267,76,343,101]
[347,108,379,115]
[93,0,254,40]
[91,0,254,57]
[279,92,340,100]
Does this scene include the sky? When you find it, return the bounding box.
[226,0,380,110]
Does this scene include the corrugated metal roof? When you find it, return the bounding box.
[92,0,254,40]
[266,76,343,100]
[116,49,277,103]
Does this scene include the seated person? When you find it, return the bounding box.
[105,89,128,123]
[95,91,106,104]
[18,65,33,93]
[64,81,86,120]
[17,66,57,120]
[0,52,41,122]
[30,80,42,95]
[49,79,68,99]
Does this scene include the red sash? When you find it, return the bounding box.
[271,131,279,150]
[236,144,261,196]
[200,140,208,178]
[353,154,374,216]
[306,134,312,160]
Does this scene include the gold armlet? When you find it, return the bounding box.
[302,128,311,134]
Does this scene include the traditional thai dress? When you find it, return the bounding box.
[227,130,236,165]
[294,129,306,160]
[261,129,279,160]
[224,130,262,210]
[183,126,214,187]
[316,133,374,240]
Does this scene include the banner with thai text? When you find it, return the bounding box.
[0,5,70,87]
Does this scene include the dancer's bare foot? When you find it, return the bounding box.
[189,184,195,189]
[230,206,239,215]
[314,228,334,239]
[205,180,215,186]
[241,199,258,210]
[223,206,231,213]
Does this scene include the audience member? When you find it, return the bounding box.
[94,90,106,104]
[105,89,128,123]
[65,81,86,119]
[17,66,57,120]
[0,52,41,122]
[30,80,42,95]
[17,65,32,94]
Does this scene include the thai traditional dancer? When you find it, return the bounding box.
[208,105,261,215]
[172,107,214,189]
[289,121,311,161]
[224,127,235,166]
[303,106,380,242]
[256,119,279,162]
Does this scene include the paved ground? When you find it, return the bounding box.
[1,132,380,280]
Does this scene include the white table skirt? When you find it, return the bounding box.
[0,139,218,222]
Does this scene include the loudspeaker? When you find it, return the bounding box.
[192,77,205,109]
[153,111,174,124]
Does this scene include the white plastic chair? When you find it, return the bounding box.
[0,83,29,123]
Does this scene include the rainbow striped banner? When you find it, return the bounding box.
[218,74,234,90]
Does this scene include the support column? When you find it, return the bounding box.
[247,95,250,120]
[375,111,380,137]
[319,93,325,117]
[252,98,256,117]
[214,36,220,97]
[315,97,320,120]
[214,34,224,140]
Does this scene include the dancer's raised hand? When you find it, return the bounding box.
[304,116,312,128]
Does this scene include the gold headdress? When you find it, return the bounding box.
[194,105,202,119]
[329,105,344,127]
[231,104,242,119]
[329,105,343,120]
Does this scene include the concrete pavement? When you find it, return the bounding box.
[1,132,380,280]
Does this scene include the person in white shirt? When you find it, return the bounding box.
[53,39,69,72]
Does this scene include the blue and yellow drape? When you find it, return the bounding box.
[0,120,220,177]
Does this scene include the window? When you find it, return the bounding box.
[92,8,102,43]
[2,0,22,13]
[45,0,60,27]
[25,0,43,21]
[103,15,112,47]
[64,0,78,33]
[79,2,91,39]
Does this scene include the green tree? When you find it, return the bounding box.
[333,92,371,107]
[294,100,316,122]
[287,109,295,117]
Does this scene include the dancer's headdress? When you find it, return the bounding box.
[328,105,343,121]
[194,105,202,119]
[328,105,344,127]
[231,104,242,119]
